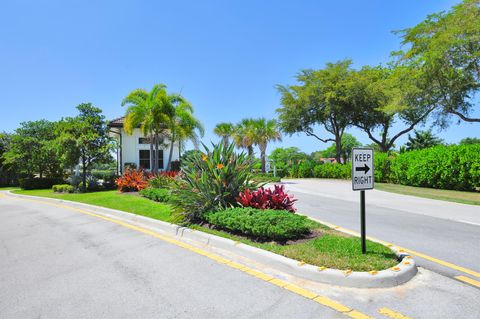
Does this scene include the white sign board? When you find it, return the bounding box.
[352,148,374,191]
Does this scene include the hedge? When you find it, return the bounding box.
[52,184,74,193]
[390,144,480,191]
[19,177,65,190]
[313,162,351,179]
[204,207,315,241]
[139,188,171,202]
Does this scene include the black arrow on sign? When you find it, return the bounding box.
[355,164,370,174]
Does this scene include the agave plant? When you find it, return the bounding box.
[170,141,259,222]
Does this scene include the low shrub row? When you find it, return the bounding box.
[204,207,315,241]
[52,184,74,193]
[19,177,65,190]
[250,173,282,184]
[139,188,171,202]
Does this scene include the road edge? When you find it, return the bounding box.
[5,191,417,288]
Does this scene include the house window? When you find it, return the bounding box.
[138,137,151,144]
[139,136,165,144]
[138,150,164,170]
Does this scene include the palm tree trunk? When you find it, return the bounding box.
[167,133,175,171]
[260,144,267,173]
[150,136,154,171]
[248,145,254,157]
[154,132,159,174]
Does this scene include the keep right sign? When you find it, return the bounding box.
[352,148,374,191]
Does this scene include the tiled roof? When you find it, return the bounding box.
[107,116,125,127]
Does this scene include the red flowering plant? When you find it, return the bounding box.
[115,167,152,192]
[237,184,297,212]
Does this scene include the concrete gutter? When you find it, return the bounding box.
[6,191,417,288]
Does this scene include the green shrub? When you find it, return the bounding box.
[139,188,171,202]
[313,163,351,179]
[251,173,281,183]
[204,207,315,241]
[390,144,480,191]
[148,174,177,189]
[297,160,316,178]
[19,177,65,190]
[170,142,258,222]
[374,152,395,183]
[52,184,74,193]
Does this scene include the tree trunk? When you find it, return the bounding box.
[150,136,154,172]
[223,137,229,149]
[167,133,175,171]
[334,135,343,164]
[154,132,159,174]
[247,145,254,157]
[260,145,266,173]
[82,158,87,193]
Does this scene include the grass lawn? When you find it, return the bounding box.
[13,188,398,271]
[376,183,480,206]
[0,187,20,191]
[190,225,398,272]
[13,189,173,222]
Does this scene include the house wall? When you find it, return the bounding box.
[113,128,179,171]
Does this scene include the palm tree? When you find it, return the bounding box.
[405,130,443,151]
[122,84,170,174]
[251,118,282,173]
[214,122,234,148]
[233,118,256,156]
[165,98,204,170]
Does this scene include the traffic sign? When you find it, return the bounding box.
[352,148,374,191]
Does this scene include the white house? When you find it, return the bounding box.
[108,116,180,174]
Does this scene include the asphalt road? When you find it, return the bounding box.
[0,194,341,319]
[282,179,480,282]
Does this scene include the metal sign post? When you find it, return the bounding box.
[352,148,374,254]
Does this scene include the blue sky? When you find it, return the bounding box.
[1,0,478,154]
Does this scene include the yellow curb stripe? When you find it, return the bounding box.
[283,284,317,299]
[455,275,480,288]
[378,307,412,319]
[347,310,376,319]
[7,194,379,319]
[313,296,351,313]
[308,216,480,279]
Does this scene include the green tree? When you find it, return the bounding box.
[122,84,171,173]
[348,64,436,152]
[57,103,114,192]
[0,132,15,185]
[312,133,361,162]
[459,137,480,145]
[404,130,443,151]
[268,147,309,176]
[3,120,62,178]
[233,118,257,156]
[251,118,282,173]
[164,96,204,171]
[214,122,234,148]
[277,60,353,163]
[398,0,480,125]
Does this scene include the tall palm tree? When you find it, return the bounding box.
[165,98,204,170]
[213,122,234,148]
[252,118,282,173]
[233,118,256,156]
[122,84,170,174]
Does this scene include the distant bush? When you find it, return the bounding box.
[19,177,64,190]
[139,188,171,202]
[237,185,297,212]
[52,184,74,193]
[298,160,316,178]
[390,144,480,191]
[204,208,315,241]
[374,152,394,183]
[313,163,351,179]
[115,168,152,192]
[250,173,281,184]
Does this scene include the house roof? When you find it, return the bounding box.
[107,116,126,128]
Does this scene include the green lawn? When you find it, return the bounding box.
[13,188,398,271]
[0,187,20,191]
[376,183,480,206]
[13,189,173,222]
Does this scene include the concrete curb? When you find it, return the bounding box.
[6,191,417,288]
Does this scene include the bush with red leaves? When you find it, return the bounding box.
[237,185,297,212]
[115,168,152,192]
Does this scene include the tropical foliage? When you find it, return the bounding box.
[237,185,297,212]
[405,130,443,151]
[115,168,152,192]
